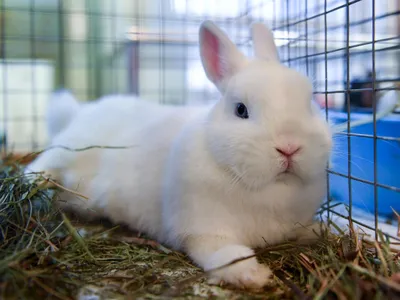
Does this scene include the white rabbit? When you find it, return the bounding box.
[25,21,333,289]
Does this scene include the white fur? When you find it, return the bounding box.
[25,21,333,289]
[46,89,80,139]
[252,22,280,61]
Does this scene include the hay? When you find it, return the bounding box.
[1,155,400,300]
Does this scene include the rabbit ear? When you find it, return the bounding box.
[251,23,280,62]
[199,21,247,92]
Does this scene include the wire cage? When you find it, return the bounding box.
[0,0,399,243]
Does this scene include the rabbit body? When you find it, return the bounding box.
[26,21,333,289]
[27,95,209,236]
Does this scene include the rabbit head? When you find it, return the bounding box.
[199,21,332,190]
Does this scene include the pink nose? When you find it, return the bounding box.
[275,145,301,158]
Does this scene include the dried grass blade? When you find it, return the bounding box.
[61,213,95,262]
[348,263,400,292]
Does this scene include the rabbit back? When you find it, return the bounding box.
[26,95,210,236]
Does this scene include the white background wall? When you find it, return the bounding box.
[0,60,54,151]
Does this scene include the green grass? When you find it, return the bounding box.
[1,155,400,300]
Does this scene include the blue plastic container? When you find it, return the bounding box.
[328,111,400,218]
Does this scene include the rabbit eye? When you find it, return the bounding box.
[235,103,249,119]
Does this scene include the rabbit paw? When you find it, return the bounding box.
[24,169,52,185]
[205,245,273,289]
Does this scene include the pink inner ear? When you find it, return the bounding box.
[202,29,223,82]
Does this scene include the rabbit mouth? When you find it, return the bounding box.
[278,159,294,173]
[275,170,302,184]
[227,164,303,191]
[276,161,304,181]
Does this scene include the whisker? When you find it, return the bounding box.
[330,154,372,175]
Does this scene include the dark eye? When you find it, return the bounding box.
[235,103,249,119]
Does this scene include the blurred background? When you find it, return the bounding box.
[0,0,399,218]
